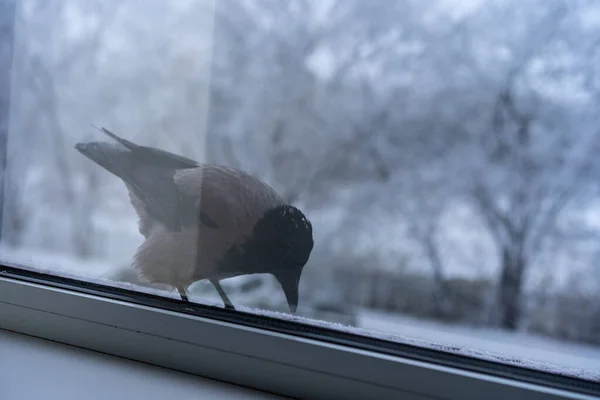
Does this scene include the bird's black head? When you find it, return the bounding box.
[245,204,314,313]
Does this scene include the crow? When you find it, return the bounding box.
[75,127,313,313]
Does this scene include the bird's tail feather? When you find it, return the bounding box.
[84,126,200,169]
[95,125,140,152]
[74,141,135,182]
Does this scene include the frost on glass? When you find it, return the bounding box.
[1,0,599,380]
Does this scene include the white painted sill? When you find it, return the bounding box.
[0,271,598,400]
[0,329,285,400]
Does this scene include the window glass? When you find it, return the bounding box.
[2,0,599,382]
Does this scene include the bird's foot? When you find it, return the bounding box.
[177,287,189,302]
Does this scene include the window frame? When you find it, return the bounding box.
[1,3,599,399]
[1,267,598,400]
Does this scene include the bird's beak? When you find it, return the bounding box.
[275,268,302,314]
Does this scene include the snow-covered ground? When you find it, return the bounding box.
[0,245,118,279]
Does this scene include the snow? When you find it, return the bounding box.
[0,245,115,278]
[0,245,180,299]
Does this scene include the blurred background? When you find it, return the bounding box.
[1,0,600,373]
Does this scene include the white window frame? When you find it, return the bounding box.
[1,268,598,400]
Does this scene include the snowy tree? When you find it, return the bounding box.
[396,0,600,329]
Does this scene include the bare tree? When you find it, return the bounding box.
[411,0,600,329]
[209,0,422,204]
[15,0,119,257]
[319,0,600,329]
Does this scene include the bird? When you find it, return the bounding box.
[75,127,314,313]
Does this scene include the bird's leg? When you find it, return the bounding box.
[210,279,235,310]
[178,287,189,302]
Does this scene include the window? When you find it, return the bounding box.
[1,1,599,399]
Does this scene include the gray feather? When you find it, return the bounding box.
[76,128,285,287]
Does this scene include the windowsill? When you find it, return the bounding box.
[2,272,597,400]
[0,329,284,400]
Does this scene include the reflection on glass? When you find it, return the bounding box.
[1,0,599,381]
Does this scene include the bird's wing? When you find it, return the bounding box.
[76,129,219,233]
[116,161,195,232]
[126,183,155,237]
[174,165,284,232]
